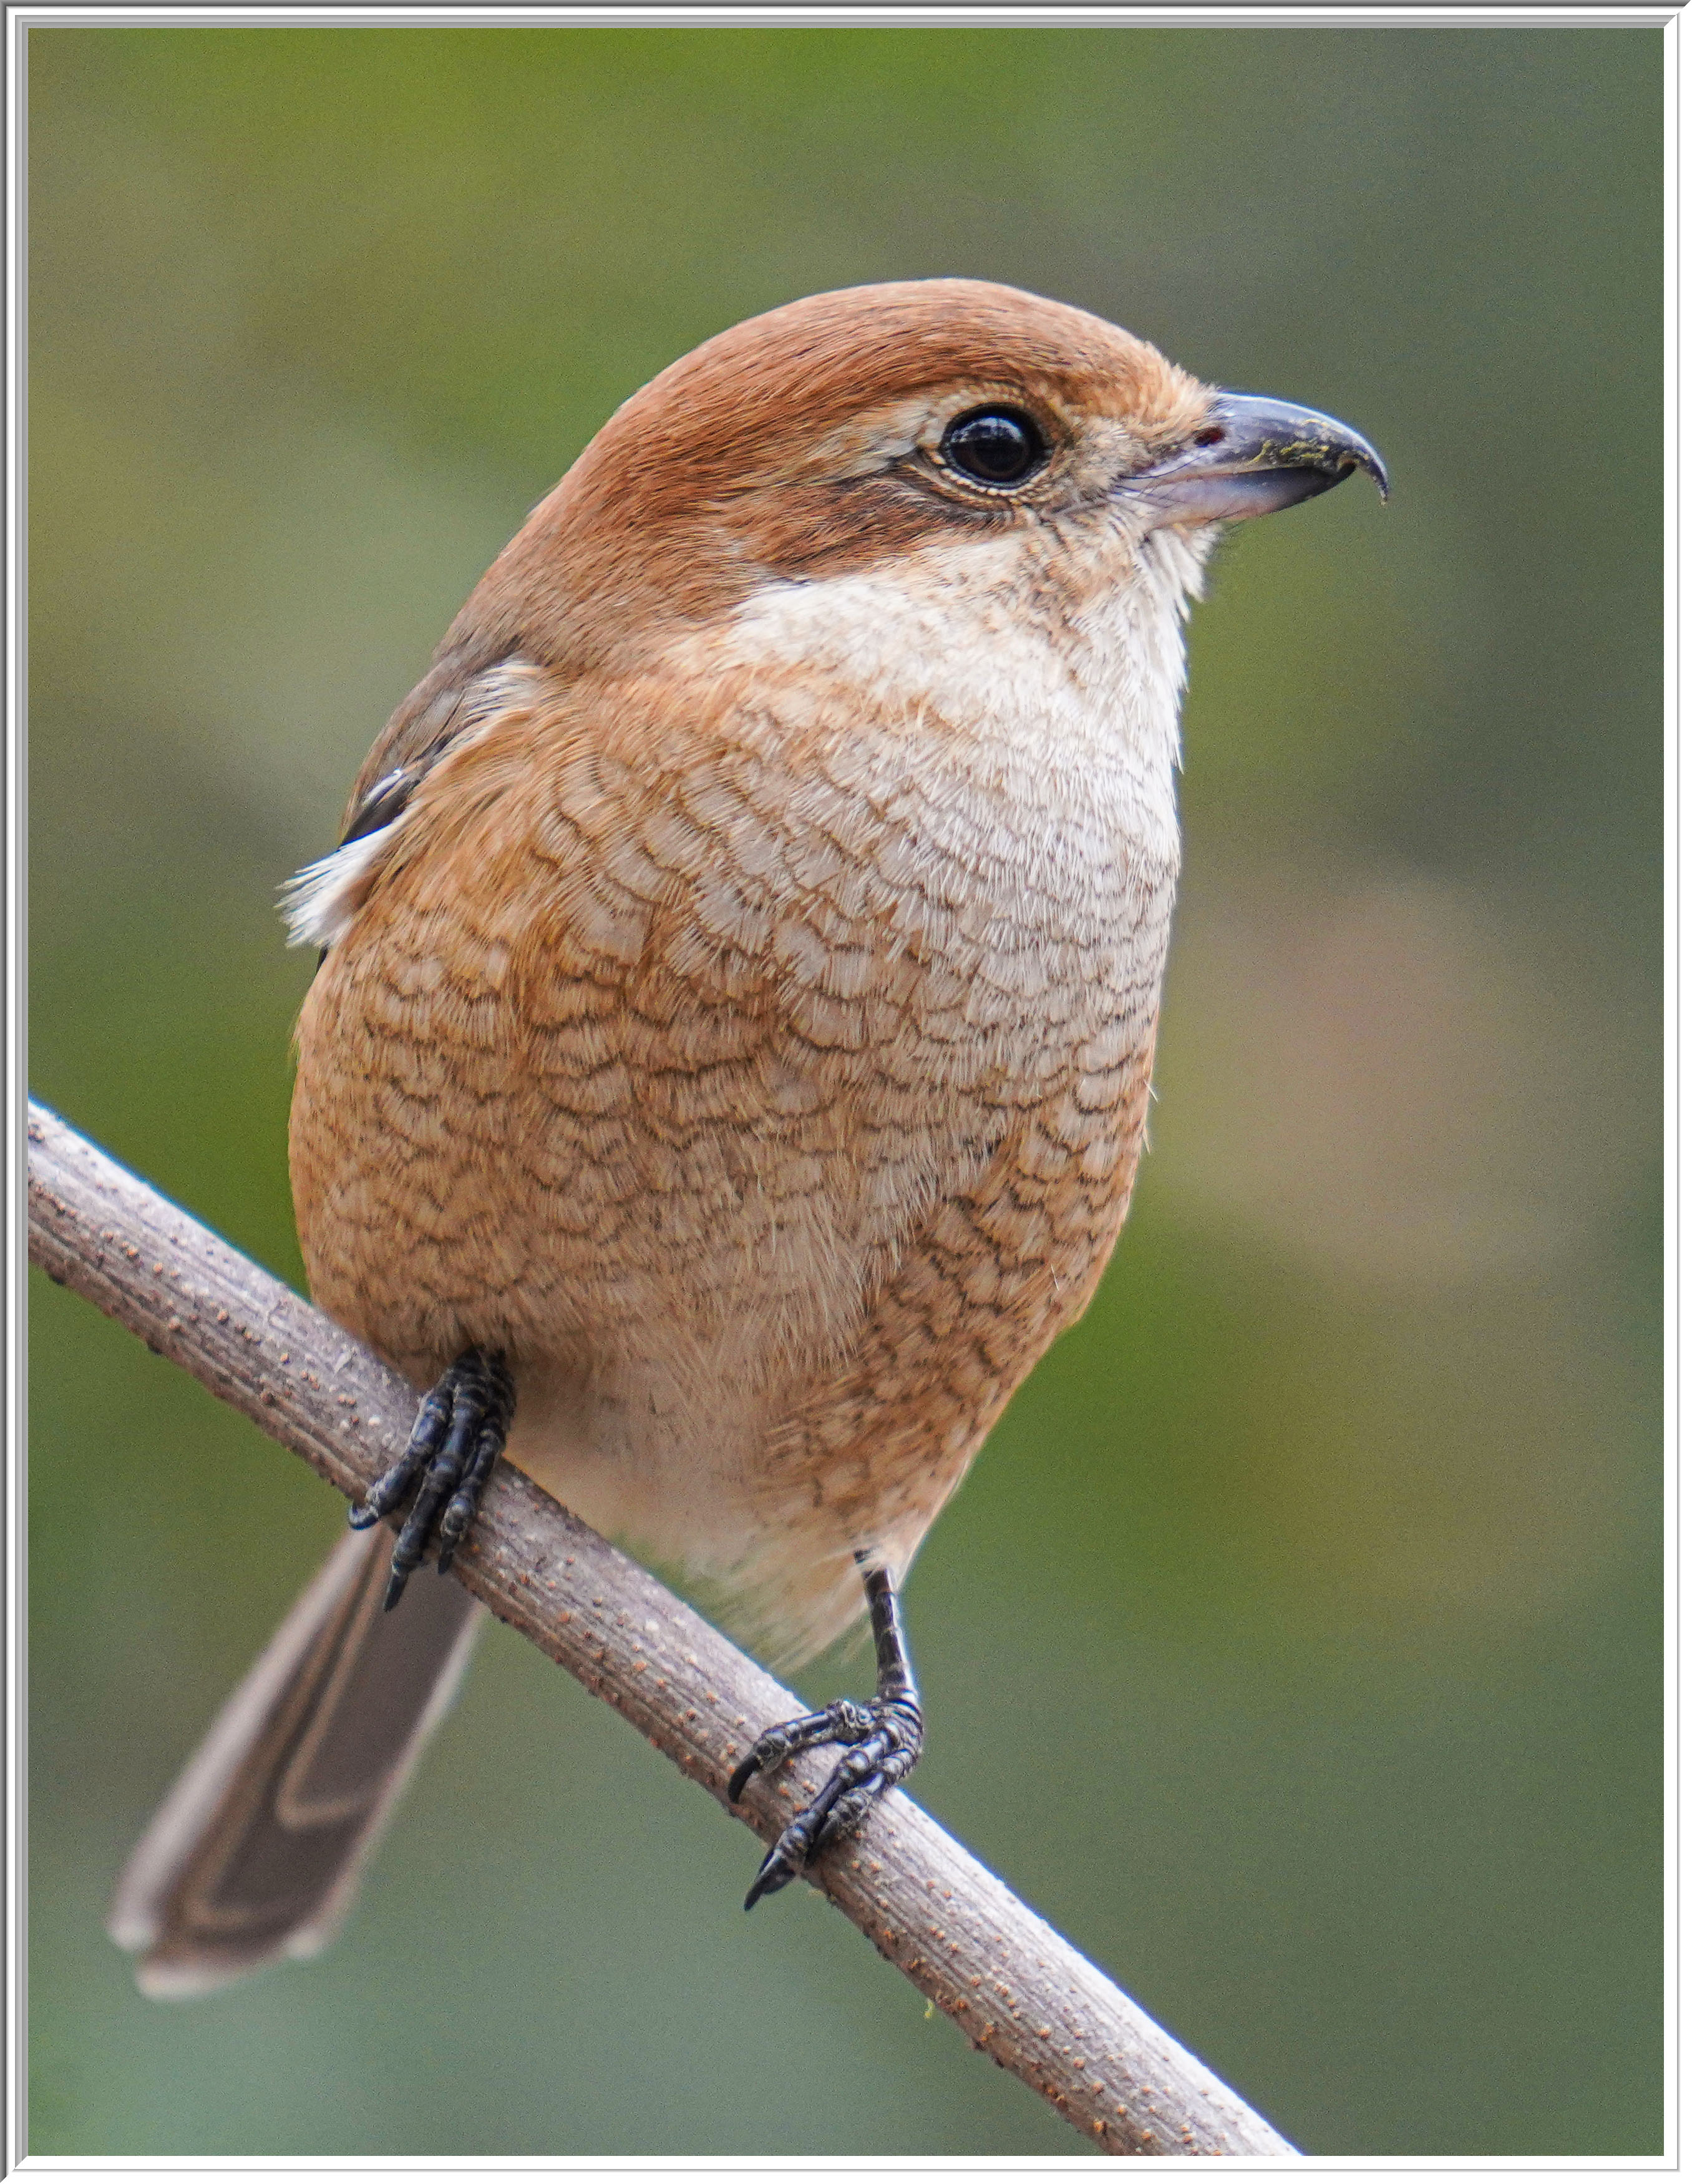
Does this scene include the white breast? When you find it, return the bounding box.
[711,519,1206,879]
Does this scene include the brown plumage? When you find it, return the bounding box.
[114,278,1385,1986]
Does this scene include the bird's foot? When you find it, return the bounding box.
[727,1692,924,1909]
[349,1347,515,1609]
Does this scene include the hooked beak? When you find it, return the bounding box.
[1134,392,1389,526]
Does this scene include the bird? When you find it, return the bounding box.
[108,278,1384,1995]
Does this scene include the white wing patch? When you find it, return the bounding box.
[279,656,550,953]
[280,822,397,951]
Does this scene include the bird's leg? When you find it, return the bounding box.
[728,1556,924,1909]
[349,1348,516,1611]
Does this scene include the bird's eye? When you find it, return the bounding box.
[939,406,1048,489]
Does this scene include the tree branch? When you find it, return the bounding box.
[27,1098,1296,2159]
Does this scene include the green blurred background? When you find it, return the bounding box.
[27,24,1663,2159]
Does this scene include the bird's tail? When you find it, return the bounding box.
[108,1527,483,1997]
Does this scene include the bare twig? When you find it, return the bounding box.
[27,1097,1296,2158]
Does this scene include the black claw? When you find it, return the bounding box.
[352,1348,515,1611]
[744,1849,799,1909]
[726,1707,848,1805]
[728,1562,924,1909]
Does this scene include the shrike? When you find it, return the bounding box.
[110,279,1384,1993]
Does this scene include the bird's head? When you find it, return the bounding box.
[445,278,1385,683]
[322,281,1384,870]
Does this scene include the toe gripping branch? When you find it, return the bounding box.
[349,1347,516,1611]
[727,1559,924,1910]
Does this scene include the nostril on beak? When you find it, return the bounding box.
[1191,426,1226,446]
